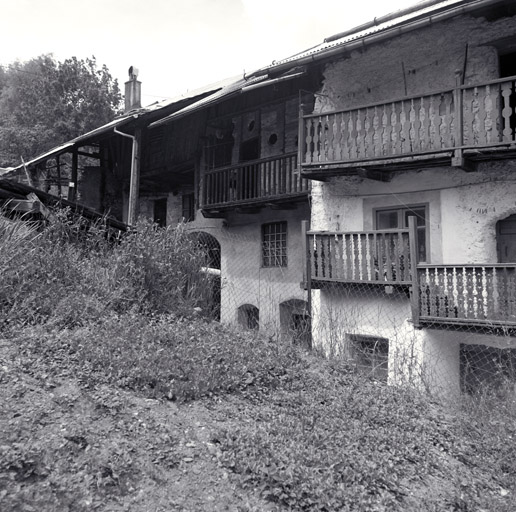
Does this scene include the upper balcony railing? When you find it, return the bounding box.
[202,152,310,209]
[300,74,516,171]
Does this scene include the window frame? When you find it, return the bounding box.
[373,203,430,263]
[261,221,288,268]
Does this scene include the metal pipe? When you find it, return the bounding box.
[113,126,140,226]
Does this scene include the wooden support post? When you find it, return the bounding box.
[408,216,420,328]
[56,155,62,197]
[68,148,78,201]
[297,102,305,177]
[451,70,464,168]
[301,219,312,348]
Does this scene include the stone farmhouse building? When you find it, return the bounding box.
[7,0,516,395]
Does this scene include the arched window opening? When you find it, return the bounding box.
[238,304,259,330]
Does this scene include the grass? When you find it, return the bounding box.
[1,212,515,511]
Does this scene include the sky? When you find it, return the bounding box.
[0,0,420,107]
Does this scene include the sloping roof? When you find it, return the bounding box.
[249,0,498,77]
[0,178,128,231]
[6,81,228,173]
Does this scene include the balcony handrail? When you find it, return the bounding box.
[308,228,409,237]
[204,151,298,175]
[302,73,516,120]
[418,263,516,269]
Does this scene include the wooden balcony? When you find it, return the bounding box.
[300,75,516,178]
[418,264,516,328]
[303,220,516,331]
[306,229,413,286]
[201,153,310,215]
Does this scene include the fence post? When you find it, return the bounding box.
[408,216,420,328]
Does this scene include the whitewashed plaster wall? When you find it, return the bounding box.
[314,12,516,115]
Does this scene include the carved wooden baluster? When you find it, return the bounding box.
[428,95,437,151]
[368,233,376,281]
[384,233,393,282]
[455,267,465,319]
[444,92,455,148]
[483,84,496,145]
[476,86,488,146]
[356,109,366,159]
[341,112,349,161]
[465,266,475,319]
[409,98,420,153]
[372,106,381,157]
[426,268,436,317]
[436,267,446,317]
[444,266,453,318]
[381,104,390,156]
[508,266,516,320]
[372,233,381,282]
[359,233,368,280]
[335,234,343,280]
[400,101,410,155]
[332,114,340,161]
[328,234,335,279]
[305,119,314,163]
[311,235,318,278]
[391,102,400,155]
[474,266,485,319]
[501,81,513,143]
[344,234,352,281]
[420,96,431,152]
[323,115,332,162]
[484,266,495,321]
[423,269,431,317]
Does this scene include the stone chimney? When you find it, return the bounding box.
[124,66,141,113]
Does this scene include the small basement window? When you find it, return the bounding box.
[347,334,389,381]
[238,304,259,330]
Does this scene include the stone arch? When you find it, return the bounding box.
[189,231,221,319]
[237,304,259,330]
[279,298,311,347]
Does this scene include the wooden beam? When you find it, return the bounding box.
[356,168,392,182]
[451,155,477,172]
[68,148,78,201]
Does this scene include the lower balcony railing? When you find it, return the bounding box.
[418,264,516,327]
[202,152,309,208]
[303,221,516,330]
[306,228,413,285]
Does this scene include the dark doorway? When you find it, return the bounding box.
[153,198,167,227]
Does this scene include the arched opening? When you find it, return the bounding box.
[190,232,221,320]
[496,215,516,263]
[280,299,311,348]
[237,304,259,330]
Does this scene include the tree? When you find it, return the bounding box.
[0,55,122,167]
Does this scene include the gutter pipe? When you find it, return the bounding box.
[113,126,140,226]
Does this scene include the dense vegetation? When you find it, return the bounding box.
[0,212,515,511]
[0,55,122,167]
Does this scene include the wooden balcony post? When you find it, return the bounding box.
[408,216,421,327]
[298,103,305,175]
[452,70,464,168]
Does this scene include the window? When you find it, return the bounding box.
[182,192,195,223]
[262,222,287,267]
[347,334,389,381]
[238,304,259,330]
[376,205,427,262]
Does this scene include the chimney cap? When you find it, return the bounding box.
[128,66,139,80]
